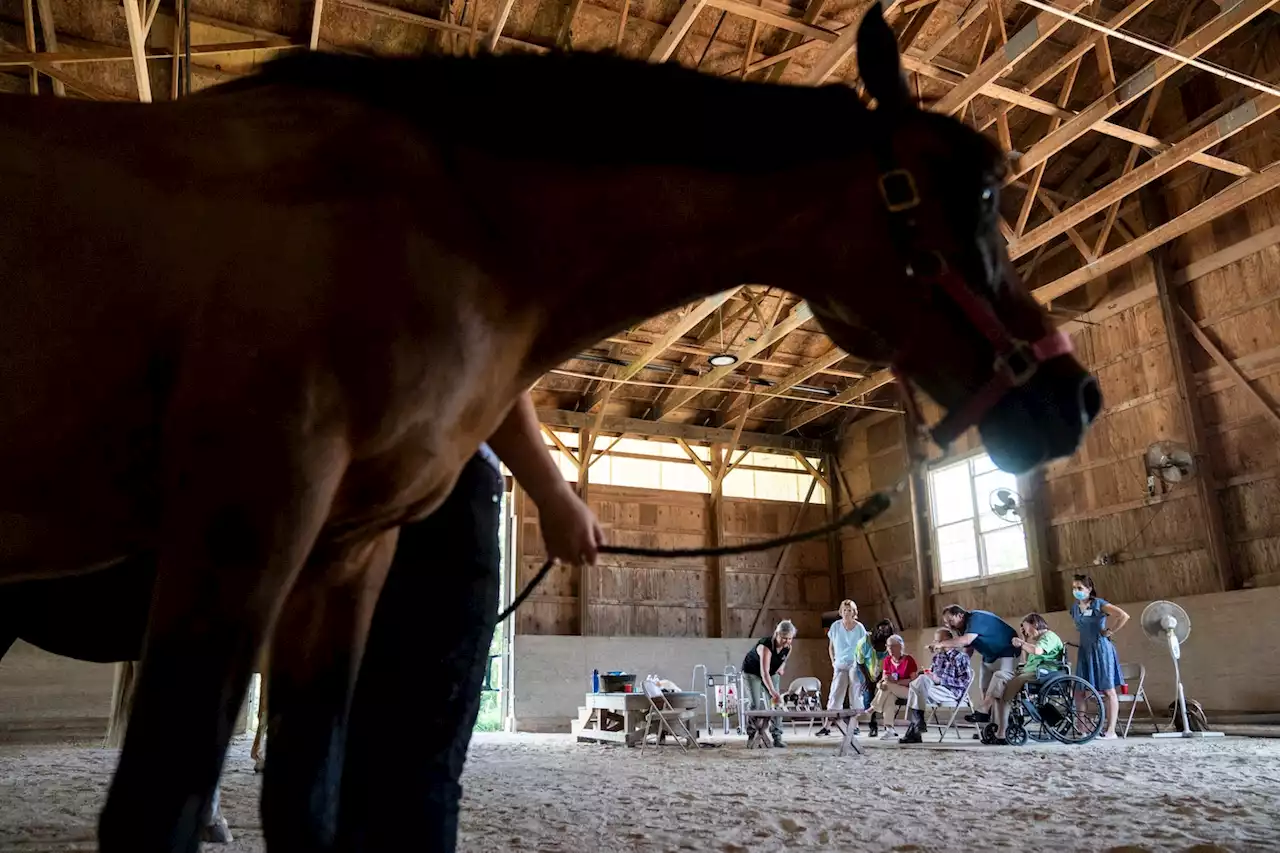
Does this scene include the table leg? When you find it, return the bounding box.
[835,717,864,756]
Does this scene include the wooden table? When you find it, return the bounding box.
[744,710,864,756]
[573,691,703,747]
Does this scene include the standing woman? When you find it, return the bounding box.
[1071,574,1130,739]
[741,620,797,748]
[816,599,866,737]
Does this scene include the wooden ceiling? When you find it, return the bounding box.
[3,0,1277,443]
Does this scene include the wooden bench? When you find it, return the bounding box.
[743,709,863,756]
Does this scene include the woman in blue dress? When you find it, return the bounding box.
[1071,574,1131,739]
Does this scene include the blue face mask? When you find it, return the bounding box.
[1073,589,1090,601]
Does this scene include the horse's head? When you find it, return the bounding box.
[807,5,1100,474]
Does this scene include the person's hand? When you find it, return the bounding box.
[537,484,605,565]
[1102,629,1113,639]
[1012,637,1024,649]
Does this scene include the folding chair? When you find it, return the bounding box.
[638,679,696,754]
[784,677,823,736]
[930,670,976,742]
[1118,662,1161,737]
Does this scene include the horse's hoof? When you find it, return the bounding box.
[201,817,233,844]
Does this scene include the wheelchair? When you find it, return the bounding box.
[980,650,1104,747]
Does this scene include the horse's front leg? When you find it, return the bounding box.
[261,530,398,852]
[97,426,347,853]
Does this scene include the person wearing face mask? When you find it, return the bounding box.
[1071,574,1130,739]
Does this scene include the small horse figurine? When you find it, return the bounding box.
[0,5,1098,851]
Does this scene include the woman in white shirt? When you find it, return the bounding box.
[816,599,867,737]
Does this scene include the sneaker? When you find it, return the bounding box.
[964,712,991,724]
[879,731,899,741]
[815,727,831,737]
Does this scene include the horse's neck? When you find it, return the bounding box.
[481,163,842,380]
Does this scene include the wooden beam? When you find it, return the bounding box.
[649,0,708,62]
[899,392,931,629]
[1011,89,1280,260]
[832,462,903,628]
[897,0,940,50]
[583,288,742,413]
[21,0,37,94]
[792,451,829,490]
[922,0,991,62]
[33,0,65,96]
[785,368,895,433]
[825,453,845,613]
[932,0,1088,116]
[309,0,326,50]
[656,302,814,419]
[762,0,829,81]
[539,424,577,464]
[556,0,585,48]
[121,0,153,103]
[483,0,518,53]
[750,475,821,636]
[576,428,592,635]
[724,345,847,422]
[1171,223,1280,286]
[1144,187,1236,594]
[1015,56,1083,237]
[705,0,835,41]
[0,39,300,68]
[676,438,716,482]
[1007,0,1275,184]
[1180,305,1280,437]
[802,16,857,84]
[1032,163,1280,303]
[976,0,1160,135]
[709,445,729,637]
[335,0,548,54]
[538,408,825,454]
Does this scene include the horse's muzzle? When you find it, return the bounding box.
[979,356,1102,475]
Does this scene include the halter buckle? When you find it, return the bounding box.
[879,169,920,213]
[995,341,1038,387]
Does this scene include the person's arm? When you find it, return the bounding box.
[828,633,836,666]
[487,393,604,565]
[758,647,780,702]
[932,632,977,651]
[1102,603,1130,637]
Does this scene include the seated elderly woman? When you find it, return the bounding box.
[867,633,916,738]
[987,613,1065,745]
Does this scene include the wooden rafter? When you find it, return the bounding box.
[932,0,1088,116]
[1015,55,1083,236]
[655,302,814,420]
[785,369,895,433]
[1007,0,1275,184]
[121,0,153,103]
[1011,89,1280,260]
[649,0,708,62]
[1033,163,1280,303]
[724,345,848,423]
[539,409,824,454]
[33,0,65,96]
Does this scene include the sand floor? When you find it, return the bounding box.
[1,730,1278,852]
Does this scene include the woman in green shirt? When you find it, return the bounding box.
[990,613,1064,745]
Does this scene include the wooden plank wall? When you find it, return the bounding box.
[835,36,1280,615]
[514,483,831,637]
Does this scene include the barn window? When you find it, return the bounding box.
[927,452,1028,584]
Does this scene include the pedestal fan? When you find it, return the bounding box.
[1141,600,1223,739]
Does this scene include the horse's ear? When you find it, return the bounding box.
[856,1,910,112]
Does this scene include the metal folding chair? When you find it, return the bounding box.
[784,676,823,736]
[638,679,696,754]
[931,670,977,742]
[1118,662,1161,737]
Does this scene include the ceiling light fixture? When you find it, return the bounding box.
[708,353,738,367]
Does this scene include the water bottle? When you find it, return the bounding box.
[592,669,600,693]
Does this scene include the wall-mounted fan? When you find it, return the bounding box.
[1145,442,1197,487]
[989,488,1024,523]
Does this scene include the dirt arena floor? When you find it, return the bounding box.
[1,731,1278,852]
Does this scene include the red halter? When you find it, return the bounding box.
[875,168,1074,451]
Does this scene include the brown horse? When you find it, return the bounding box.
[0,5,1098,851]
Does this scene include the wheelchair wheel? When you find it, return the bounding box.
[1037,675,1103,745]
[1005,721,1027,746]
[980,722,998,744]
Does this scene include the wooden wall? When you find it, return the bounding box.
[513,483,833,639]
[834,41,1280,627]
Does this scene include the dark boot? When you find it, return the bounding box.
[868,712,879,738]
[898,722,922,745]
[913,708,928,734]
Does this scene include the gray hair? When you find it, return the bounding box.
[888,634,905,647]
[775,620,797,637]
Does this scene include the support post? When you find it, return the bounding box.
[901,394,932,628]
[1020,468,1057,613]
[33,0,65,96]
[577,428,592,635]
[1141,185,1236,593]
[710,443,729,637]
[824,452,844,605]
[121,0,153,102]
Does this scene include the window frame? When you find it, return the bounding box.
[926,450,1031,590]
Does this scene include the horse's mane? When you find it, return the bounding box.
[235,50,878,173]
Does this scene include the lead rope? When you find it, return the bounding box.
[497,488,898,623]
